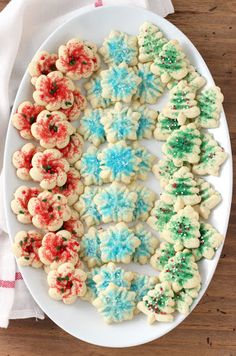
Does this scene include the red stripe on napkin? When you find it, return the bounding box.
[95,0,103,7]
[0,272,23,288]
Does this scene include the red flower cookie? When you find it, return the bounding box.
[38,230,80,270]
[12,101,44,140]
[31,110,75,149]
[59,132,84,164]
[56,39,96,80]
[33,71,75,111]
[28,191,71,231]
[47,262,87,304]
[30,149,69,189]
[61,209,84,239]
[60,89,87,122]
[12,143,43,181]
[12,230,43,268]
[28,51,58,85]
[11,186,41,224]
[52,168,83,206]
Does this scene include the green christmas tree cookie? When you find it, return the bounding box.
[154,112,181,141]
[147,200,175,233]
[152,156,180,188]
[167,65,206,92]
[137,281,175,324]
[196,86,224,128]
[192,132,227,176]
[194,177,221,219]
[162,123,201,167]
[161,205,200,251]
[159,249,201,292]
[161,166,201,211]
[137,22,167,63]
[150,242,176,271]
[151,40,189,84]
[192,222,223,261]
[162,80,200,125]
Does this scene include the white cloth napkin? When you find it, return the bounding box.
[0,0,174,328]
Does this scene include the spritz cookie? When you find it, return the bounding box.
[100,63,141,103]
[152,156,180,188]
[192,222,223,261]
[147,200,175,233]
[132,223,158,264]
[28,191,71,231]
[134,63,165,104]
[38,230,80,270]
[101,102,140,143]
[154,112,181,141]
[162,123,201,167]
[167,65,206,92]
[62,209,84,239]
[93,262,134,292]
[80,227,102,268]
[11,186,41,224]
[161,206,200,251]
[31,110,75,149]
[174,285,201,314]
[133,103,157,139]
[76,146,103,186]
[52,168,83,206]
[74,186,102,227]
[133,143,156,180]
[12,230,43,268]
[130,273,158,305]
[100,30,138,66]
[56,38,98,80]
[99,141,140,184]
[59,132,83,165]
[12,143,43,181]
[93,284,136,324]
[99,223,140,264]
[132,183,156,221]
[162,80,200,125]
[28,51,58,85]
[161,166,201,211]
[33,71,75,111]
[83,267,100,302]
[192,132,227,176]
[60,89,87,122]
[30,149,69,190]
[150,242,176,271]
[159,250,201,292]
[138,22,167,63]
[196,86,224,128]
[84,72,112,109]
[194,177,221,219]
[151,40,189,84]
[94,183,137,224]
[79,108,106,146]
[137,282,175,324]
[47,262,87,304]
[12,101,44,140]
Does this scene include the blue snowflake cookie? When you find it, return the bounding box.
[131,183,156,221]
[133,103,157,139]
[74,186,102,227]
[130,273,158,305]
[82,267,100,302]
[101,63,141,103]
[80,227,102,268]
[93,283,136,323]
[84,73,112,109]
[76,146,103,186]
[133,142,155,180]
[79,108,106,146]
[98,141,140,184]
[94,182,137,223]
[99,30,138,66]
[99,222,140,264]
[101,102,140,143]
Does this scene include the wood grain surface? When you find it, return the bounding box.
[0,1,235,355]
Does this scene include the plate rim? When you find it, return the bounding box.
[3,4,233,347]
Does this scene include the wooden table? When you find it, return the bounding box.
[0,1,235,355]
